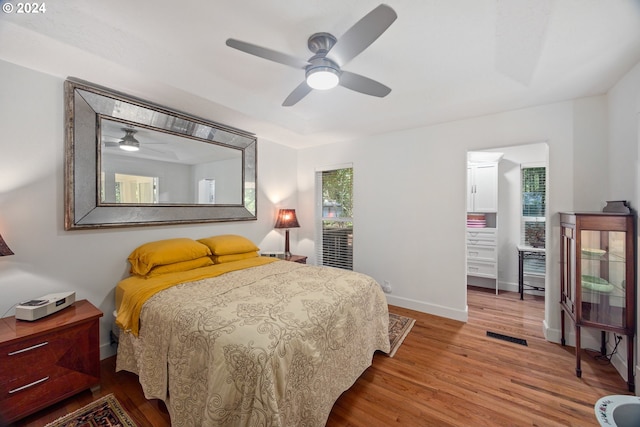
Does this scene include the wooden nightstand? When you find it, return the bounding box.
[0,299,103,424]
[285,255,307,264]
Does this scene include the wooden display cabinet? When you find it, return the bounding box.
[560,210,636,392]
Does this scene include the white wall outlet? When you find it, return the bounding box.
[382,280,392,293]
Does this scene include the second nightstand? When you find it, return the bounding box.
[285,255,307,264]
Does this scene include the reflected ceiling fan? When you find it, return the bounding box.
[103,128,167,153]
[226,4,397,106]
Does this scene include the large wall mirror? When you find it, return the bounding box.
[64,78,257,229]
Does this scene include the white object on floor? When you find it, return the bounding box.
[595,395,640,427]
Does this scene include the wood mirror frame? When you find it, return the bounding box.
[64,78,257,230]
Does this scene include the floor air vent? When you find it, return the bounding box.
[486,331,528,346]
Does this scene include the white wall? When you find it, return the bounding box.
[573,96,609,211]
[298,101,578,329]
[193,157,243,204]
[0,60,298,358]
[607,59,640,390]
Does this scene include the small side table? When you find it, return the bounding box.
[517,245,546,300]
[0,300,103,424]
[285,255,307,264]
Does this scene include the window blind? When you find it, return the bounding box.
[521,165,546,247]
[521,164,546,275]
[315,167,353,270]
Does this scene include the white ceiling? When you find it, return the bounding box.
[1,0,640,149]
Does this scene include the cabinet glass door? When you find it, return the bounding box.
[580,229,627,328]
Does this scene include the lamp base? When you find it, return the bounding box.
[284,229,291,258]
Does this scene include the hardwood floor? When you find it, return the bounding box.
[12,287,631,426]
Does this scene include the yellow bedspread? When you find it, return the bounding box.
[115,256,278,335]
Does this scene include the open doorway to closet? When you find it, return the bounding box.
[466,143,549,307]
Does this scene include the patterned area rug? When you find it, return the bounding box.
[44,394,138,427]
[387,312,416,357]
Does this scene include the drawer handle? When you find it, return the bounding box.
[469,266,479,271]
[9,376,49,394]
[8,341,48,355]
[469,251,479,256]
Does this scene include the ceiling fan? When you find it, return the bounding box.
[226,4,397,106]
[103,128,166,153]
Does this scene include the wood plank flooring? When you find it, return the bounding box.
[11,287,631,426]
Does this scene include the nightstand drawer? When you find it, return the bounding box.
[0,370,97,422]
[1,332,67,381]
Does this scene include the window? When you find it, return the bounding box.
[114,173,157,204]
[315,166,353,270]
[521,165,546,275]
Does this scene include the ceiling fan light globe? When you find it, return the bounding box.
[119,129,140,151]
[119,144,139,152]
[306,67,340,90]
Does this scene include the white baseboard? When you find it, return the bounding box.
[100,342,117,360]
[385,294,468,323]
[498,280,520,293]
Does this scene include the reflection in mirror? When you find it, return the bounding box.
[100,119,243,205]
[64,78,257,229]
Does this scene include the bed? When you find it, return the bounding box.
[114,235,390,427]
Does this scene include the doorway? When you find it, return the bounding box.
[466,143,550,308]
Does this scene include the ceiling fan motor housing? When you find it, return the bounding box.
[307,32,337,54]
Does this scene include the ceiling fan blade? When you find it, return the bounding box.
[339,71,391,97]
[226,38,309,69]
[328,4,397,67]
[282,81,313,106]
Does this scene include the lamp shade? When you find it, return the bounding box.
[0,232,14,256]
[274,209,300,229]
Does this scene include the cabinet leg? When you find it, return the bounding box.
[627,333,635,393]
[560,310,566,346]
[518,251,524,300]
[575,325,582,378]
[600,331,606,356]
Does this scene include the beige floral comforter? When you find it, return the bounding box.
[116,260,390,427]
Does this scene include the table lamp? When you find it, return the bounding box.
[0,231,14,256]
[274,209,300,258]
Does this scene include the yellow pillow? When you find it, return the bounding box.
[212,251,259,264]
[197,235,260,256]
[145,256,214,277]
[128,238,212,276]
